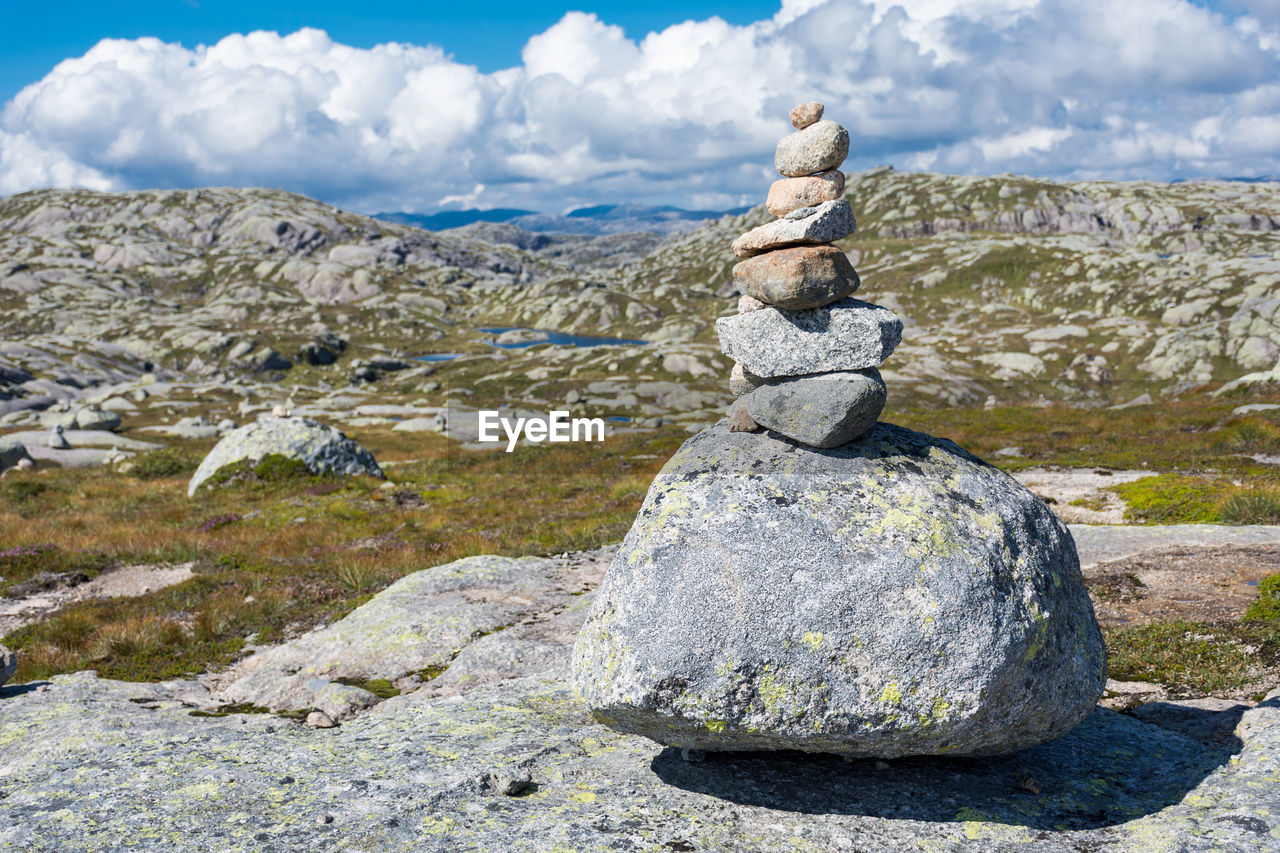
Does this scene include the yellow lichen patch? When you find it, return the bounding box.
[704,719,727,733]
[569,790,598,804]
[801,631,823,650]
[878,682,902,705]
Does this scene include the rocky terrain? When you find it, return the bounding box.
[2,170,1277,440]
[3,531,1280,851]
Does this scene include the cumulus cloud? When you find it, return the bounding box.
[2,0,1278,212]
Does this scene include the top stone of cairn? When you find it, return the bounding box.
[790,101,823,129]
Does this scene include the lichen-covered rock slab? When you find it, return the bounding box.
[573,421,1107,757]
[187,415,382,496]
[716,297,902,378]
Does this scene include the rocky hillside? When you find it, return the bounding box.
[1,172,1277,424]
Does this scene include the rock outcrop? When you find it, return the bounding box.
[573,422,1106,756]
[187,415,383,496]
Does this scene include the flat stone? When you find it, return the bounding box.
[790,101,824,129]
[731,200,855,258]
[716,297,902,378]
[775,120,849,177]
[766,171,845,217]
[572,421,1107,757]
[733,244,860,309]
[745,368,885,448]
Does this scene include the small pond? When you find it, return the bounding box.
[479,327,647,349]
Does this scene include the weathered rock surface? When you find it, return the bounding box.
[0,437,33,472]
[1,669,1277,852]
[775,120,850,177]
[716,297,902,378]
[70,405,121,431]
[187,416,383,496]
[765,171,845,217]
[732,244,860,309]
[745,368,886,447]
[214,555,571,712]
[0,536,1277,850]
[573,421,1107,757]
[731,200,855,258]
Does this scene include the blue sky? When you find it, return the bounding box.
[1,0,1277,212]
[0,1,781,106]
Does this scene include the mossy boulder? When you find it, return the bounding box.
[187,415,383,496]
[572,421,1107,757]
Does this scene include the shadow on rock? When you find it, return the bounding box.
[0,682,51,700]
[651,705,1244,830]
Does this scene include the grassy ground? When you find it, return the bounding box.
[1,425,684,684]
[5,391,1280,701]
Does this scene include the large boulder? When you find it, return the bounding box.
[0,437,33,472]
[572,421,1106,758]
[187,416,383,496]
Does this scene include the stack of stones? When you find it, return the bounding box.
[717,102,901,448]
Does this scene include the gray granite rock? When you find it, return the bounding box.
[731,199,855,258]
[775,120,849,177]
[573,421,1107,757]
[745,368,885,448]
[187,415,383,496]
[716,297,902,378]
[4,671,1280,852]
[71,405,121,431]
[0,437,33,472]
[733,244,860,309]
[0,644,14,686]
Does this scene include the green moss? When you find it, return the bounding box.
[1068,495,1106,512]
[1110,474,1223,524]
[1245,574,1280,621]
[334,677,400,699]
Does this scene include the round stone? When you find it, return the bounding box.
[572,422,1107,758]
[790,101,824,130]
[733,244,860,310]
[775,120,850,177]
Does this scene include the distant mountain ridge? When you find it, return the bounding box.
[374,203,752,237]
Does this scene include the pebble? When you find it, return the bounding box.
[305,710,337,729]
[790,101,824,129]
[737,294,767,313]
[317,814,334,825]
[727,399,762,432]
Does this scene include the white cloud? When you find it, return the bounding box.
[2,0,1279,212]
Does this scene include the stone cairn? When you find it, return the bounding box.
[717,102,900,448]
[572,102,1107,760]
